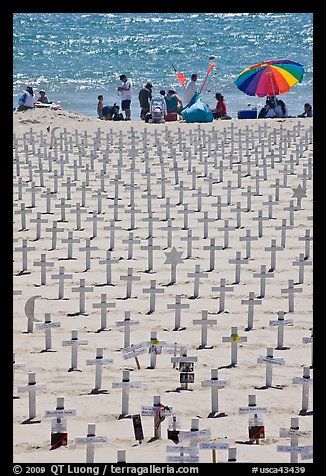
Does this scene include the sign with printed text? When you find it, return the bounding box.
[279,428,311,438]
[199,442,229,450]
[292,377,313,385]
[257,356,285,365]
[178,428,211,440]
[239,406,268,414]
[277,445,313,453]
[302,337,313,344]
[112,381,142,388]
[201,379,229,388]
[45,409,76,417]
[75,436,107,445]
[269,319,293,326]
[167,456,199,463]
[86,358,114,366]
[35,321,61,330]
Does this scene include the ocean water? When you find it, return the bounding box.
[13,12,313,119]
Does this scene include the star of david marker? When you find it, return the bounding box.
[164,247,184,285]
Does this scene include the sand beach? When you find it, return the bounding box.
[13,108,313,465]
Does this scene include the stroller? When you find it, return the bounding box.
[145,96,166,123]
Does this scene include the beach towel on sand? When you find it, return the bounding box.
[181,92,213,123]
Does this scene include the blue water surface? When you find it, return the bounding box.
[13,12,313,119]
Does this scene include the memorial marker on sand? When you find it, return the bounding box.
[141,395,172,439]
[292,366,313,414]
[62,329,88,371]
[17,371,47,422]
[75,423,107,463]
[222,326,247,366]
[86,347,113,393]
[269,311,293,350]
[257,347,285,388]
[277,417,312,463]
[201,368,230,415]
[35,313,61,351]
[112,369,142,417]
[193,310,217,348]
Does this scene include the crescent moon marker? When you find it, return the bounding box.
[24,295,42,322]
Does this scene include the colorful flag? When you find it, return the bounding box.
[200,58,215,93]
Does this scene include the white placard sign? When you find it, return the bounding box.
[269,319,293,326]
[302,337,313,344]
[75,436,108,444]
[35,321,61,330]
[257,356,285,365]
[238,406,268,415]
[199,442,229,450]
[86,358,114,366]
[112,381,142,388]
[167,456,199,463]
[279,428,312,438]
[62,339,88,346]
[166,445,196,454]
[141,406,173,417]
[277,445,313,454]
[178,428,211,440]
[201,379,230,388]
[45,409,76,417]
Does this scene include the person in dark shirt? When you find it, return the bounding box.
[138,82,153,120]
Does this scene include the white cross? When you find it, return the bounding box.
[70,202,87,230]
[92,293,116,331]
[302,328,313,368]
[253,210,270,238]
[264,239,283,271]
[201,368,230,415]
[143,280,165,314]
[181,228,200,259]
[30,212,48,241]
[33,253,54,285]
[44,396,76,449]
[55,197,71,222]
[187,265,209,299]
[86,347,114,393]
[17,372,47,421]
[167,295,190,330]
[292,366,313,413]
[257,347,285,388]
[79,239,99,271]
[45,221,64,251]
[14,239,35,274]
[62,329,88,371]
[112,369,142,417]
[280,279,302,312]
[115,311,140,348]
[269,311,293,350]
[212,278,234,313]
[141,237,160,272]
[203,238,223,272]
[51,265,73,299]
[71,278,94,315]
[277,417,312,463]
[61,231,80,260]
[75,423,107,464]
[141,395,173,439]
[98,250,119,285]
[292,253,312,284]
[161,220,179,249]
[211,195,228,220]
[241,292,262,330]
[239,229,258,259]
[275,218,293,248]
[229,252,249,284]
[298,229,313,260]
[35,313,61,351]
[222,326,247,366]
[193,310,217,348]
[120,268,141,299]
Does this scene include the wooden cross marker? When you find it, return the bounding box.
[35,313,61,351]
[45,396,76,449]
[71,278,94,315]
[241,292,262,331]
[277,417,312,463]
[70,202,87,230]
[33,253,54,286]
[115,311,140,348]
[292,253,312,284]
[229,251,249,284]
[14,239,36,274]
[193,310,217,349]
[17,371,47,422]
[62,329,88,371]
[61,231,80,260]
[92,293,116,331]
[143,280,165,314]
[112,369,142,417]
[292,184,307,209]
[264,239,283,272]
[178,203,195,230]
[302,328,313,368]
[75,423,107,463]
[51,265,73,299]
[45,221,64,251]
[239,394,268,444]
[120,268,141,299]
[281,279,302,312]
[292,366,313,414]
[239,229,258,259]
[201,368,230,415]
[187,264,209,299]
[141,236,160,272]
[30,212,48,241]
[257,347,285,388]
[298,229,313,260]
[79,239,98,272]
[212,278,234,313]
[141,395,173,439]
[222,326,247,366]
[167,295,189,330]
[164,247,184,285]
[98,250,119,286]
[86,347,113,393]
[269,311,293,350]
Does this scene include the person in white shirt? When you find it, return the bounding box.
[183,73,198,106]
[118,74,132,120]
[17,86,35,111]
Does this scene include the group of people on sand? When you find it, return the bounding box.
[257,96,313,119]
[97,72,232,122]
[16,86,61,111]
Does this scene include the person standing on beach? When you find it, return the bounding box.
[17,86,35,111]
[138,82,153,120]
[183,73,198,106]
[97,95,104,118]
[118,74,132,120]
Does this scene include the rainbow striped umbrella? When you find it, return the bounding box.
[235,59,304,97]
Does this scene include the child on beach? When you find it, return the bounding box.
[211,92,229,119]
[97,95,104,118]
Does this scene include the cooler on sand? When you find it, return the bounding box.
[237,109,257,119]
[165,113,178,122]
